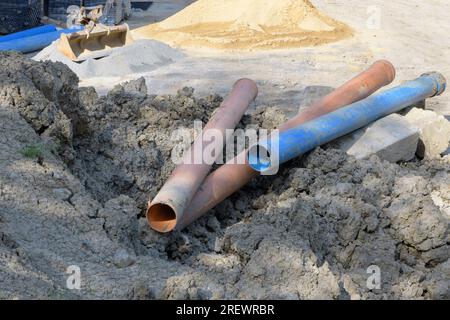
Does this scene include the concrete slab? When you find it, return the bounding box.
[331,114,420,163]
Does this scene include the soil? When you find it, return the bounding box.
[0,53,448,299]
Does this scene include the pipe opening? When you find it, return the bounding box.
[147,203,177,233]
[247,144,272,172]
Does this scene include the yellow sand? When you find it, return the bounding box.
[133,0,353,50]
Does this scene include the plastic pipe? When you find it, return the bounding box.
[175,60,397,231]
[249,72,446,173]
[0,27,83,53]
[0,25,57,43]
[279,60,395,131]
[147,79,258,233]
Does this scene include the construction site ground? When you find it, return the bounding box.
[0,0,449,299]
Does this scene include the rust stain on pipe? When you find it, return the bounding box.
[147,78,258,233]
[178,60,396,230]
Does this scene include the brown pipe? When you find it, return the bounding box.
[147,79,258,233]
[176,60,396,231]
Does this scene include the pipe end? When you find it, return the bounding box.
[147,203,177,233]
[373,60,396,84]
[247,143,272,172]
[421,72,447,96]
[234,78,259,99]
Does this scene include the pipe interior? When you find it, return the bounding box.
[247,144,272,172]
[147,203,177,233]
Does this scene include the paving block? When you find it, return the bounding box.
[331,114,420,163]
[403,108,450,159]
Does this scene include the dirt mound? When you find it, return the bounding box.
[133,0,352,50]
[0,53,448,299]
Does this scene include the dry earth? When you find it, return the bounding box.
[0,53,448,299]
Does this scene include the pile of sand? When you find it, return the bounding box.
[133,0,352,50]
[33,39,185,79]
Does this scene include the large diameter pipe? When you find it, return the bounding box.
[249,72,446,173]
[175,60,396,231]
[0,25,57,43]
[0,27,83,53]
[147,79,258,233]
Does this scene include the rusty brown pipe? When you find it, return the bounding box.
[147,79,258,233]
[176,60,396,231]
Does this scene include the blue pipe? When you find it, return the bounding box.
[248,72,447,172]
[0,25,57,43]
[0,27,83,54]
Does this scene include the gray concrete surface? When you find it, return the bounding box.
[333,114,420,163]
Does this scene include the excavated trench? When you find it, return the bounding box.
[0,52,448,299]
